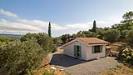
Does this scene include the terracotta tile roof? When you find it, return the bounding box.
[61,37,109,48]
[77,37,109,44]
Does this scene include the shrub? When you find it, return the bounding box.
[95,28,105,39]
[0,40,46,75]
[118,47,133,65]
[120,30,129,39]
[103,29,120,42]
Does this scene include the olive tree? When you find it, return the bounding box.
[21,33,55,52]
[103,29,120,42]
[0,40,46,75]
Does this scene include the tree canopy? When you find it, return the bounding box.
[0,40,46,75]
[21,33,55,52]
[89,20,97,33]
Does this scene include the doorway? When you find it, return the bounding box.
[74,45,81,58]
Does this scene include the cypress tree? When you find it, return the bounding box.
[92,20,97,32]
[48,22,51,37]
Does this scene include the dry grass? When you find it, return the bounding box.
[100,64,133,75]
[32,65,69,75]
[110,42,124,51]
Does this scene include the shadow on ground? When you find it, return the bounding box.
[50,54,87,67]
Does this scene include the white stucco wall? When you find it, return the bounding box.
[85,44,106,60]
[63,41,106,60]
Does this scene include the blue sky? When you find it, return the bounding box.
[0,0,133,36]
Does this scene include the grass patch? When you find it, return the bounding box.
[43,70,54,75]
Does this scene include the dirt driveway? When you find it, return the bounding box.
[50,54,120,75]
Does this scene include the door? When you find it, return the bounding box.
[74,45,81,58]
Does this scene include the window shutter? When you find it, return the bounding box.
[74,45,76,56]
[79,46,81,50]
[92,46,94,53]
[79,46,81,57]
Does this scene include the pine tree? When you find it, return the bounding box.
[48,22,51,37]
[92,20,97,32]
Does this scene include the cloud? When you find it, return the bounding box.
[0,9,18,18]
[0,18,120,36]
[0,19,46,34]
[0,9,121,37]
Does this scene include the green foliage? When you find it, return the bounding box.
[48,22,51,37]
[76,31,86,37]
[103,29,120,42]
[82,31,97,37]
[122,11,133,22]
[60,34,72,44]
[90,20,97,32]
[0,33,55,75]
[95,28,106,39]
[111,11,133,42]
[43,70,54,75]
[112,23,132,31]
[20,33,37,41]
[59,30,98,45]
[58,11,133,44]
[126,30,133,45]
[0,40,46,75]
[76,31,97,38]
[21,33,55,52]
[53,37,63,46]
[120,30,129,39]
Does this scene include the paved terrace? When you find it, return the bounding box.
[50,54,120,75]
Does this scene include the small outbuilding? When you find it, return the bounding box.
[61,37,109,60]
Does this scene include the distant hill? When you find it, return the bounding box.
[0,34,22,39]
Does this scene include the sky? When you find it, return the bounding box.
[0,0,133,36]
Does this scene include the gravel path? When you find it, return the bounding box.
[50,54,120,75]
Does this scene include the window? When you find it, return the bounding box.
[92,45,102,53]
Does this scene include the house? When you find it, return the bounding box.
[61,37,109,60]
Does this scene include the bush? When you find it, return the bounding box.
[118,47,133,65]
[0,40,46,75]
[95,28,106,39]
[103,29,120,42]
[126,30,133,46]
[76,31,97,37]
[83,31,97,37]
[120,30,129,39]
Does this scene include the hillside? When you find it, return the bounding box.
[0,34,22,39]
